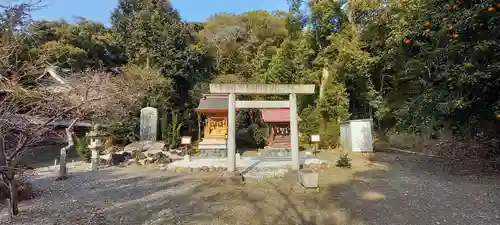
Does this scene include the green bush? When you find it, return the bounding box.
[104,116,140,145]
[75,136,91,162]
[335,153,352,168]
[160,111,185,149]
[249,124,267,148]
[318,121,341,149]
[299,107,342,149]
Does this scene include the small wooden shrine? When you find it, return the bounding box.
[195,94,229,157]
[261,108,292,149]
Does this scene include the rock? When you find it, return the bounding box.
[121,151,132,160]
[209,167,216,172]
[131,151,147,160]
[104,146,122,154]
[99,158,108,165]
[143,148,165,157]
[124,142,146,152]
[109,154,127,166]
[124,141,165,153]
[100,154,111,161]
[201,166,209,172]
[144,158,153,165]
[321,162,329,169]
[157,157,171,164]
[151,152,168,164]
[124,159,141,166]
[124,160,133,166]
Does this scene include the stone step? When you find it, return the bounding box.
[268,141,291,148]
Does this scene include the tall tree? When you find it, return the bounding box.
[29,19,125,71]
[111,0,213,147]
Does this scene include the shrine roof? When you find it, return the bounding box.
[261,108,290,123]
[196,94,228,111]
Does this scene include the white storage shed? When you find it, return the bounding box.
[340,119,374,152]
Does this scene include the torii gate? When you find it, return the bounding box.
[209,84,315,172]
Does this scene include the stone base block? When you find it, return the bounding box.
[260,148,291,157]
[198,149,227,158]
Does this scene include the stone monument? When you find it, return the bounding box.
[140,107,158,142]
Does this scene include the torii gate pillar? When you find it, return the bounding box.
[289,93,299,170]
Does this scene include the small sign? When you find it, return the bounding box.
[181,136,192,145]
[311,134,320,142]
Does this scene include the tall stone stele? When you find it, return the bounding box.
[140,107,158,142]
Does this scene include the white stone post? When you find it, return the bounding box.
[290,93,299,171]
[227,92,237,172]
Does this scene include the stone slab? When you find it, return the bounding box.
[198,144,227,150]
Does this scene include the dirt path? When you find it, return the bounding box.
[1,153,499,225]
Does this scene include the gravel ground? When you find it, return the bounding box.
[1,153,499,225]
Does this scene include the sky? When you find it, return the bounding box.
[31,0,290,25]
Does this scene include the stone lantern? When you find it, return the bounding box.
[86,125,104,171]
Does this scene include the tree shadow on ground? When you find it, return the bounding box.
[3,153,500,225]
[1,167,191,224]
[314,153,500,225]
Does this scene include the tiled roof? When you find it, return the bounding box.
[261,108,290,123]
